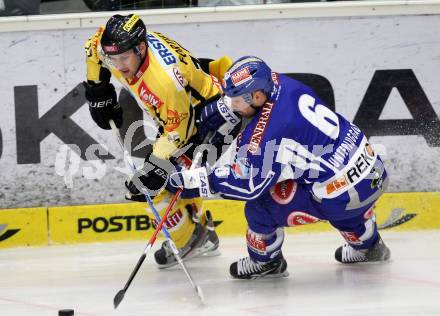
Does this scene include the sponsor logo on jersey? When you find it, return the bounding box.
[123,15,140,32]
[344,144,375,184]
[229,157,250,179]
[270,180,297,205]
[78,215,151,233]
[147,33,177,67]
[138,81,163,109]
[326,143,376,195]
[165,109,188,132]
[339,231,362,245]
[165,67,185,92]
[286,211,320,227]
[172,67,185,88]
[155,32,189,64]
[151,209,183,231]
[246,229,266,254]
[248,102,274,154]
[326,176,348,195]
[328,124,362,169]
[231,67,252,86]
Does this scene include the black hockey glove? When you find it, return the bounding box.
[83,81,123,130]
[197,96,241,146]
[125,155,172,202]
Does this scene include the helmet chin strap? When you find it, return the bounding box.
[133,45,146,72]
[249,103,260,110]
[133,46,142,59]
[243,92,261,110]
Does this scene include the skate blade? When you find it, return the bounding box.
[231,270,290,280]
[340,258,391,265]
[253,270,290,280]
[157,247,221,269]
[199,249,221,257]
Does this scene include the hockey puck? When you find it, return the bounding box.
[59,309,74,316]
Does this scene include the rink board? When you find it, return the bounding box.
[0,207,48,248]
[48,202,155,244]
[206,192,440,234]
[0,192,439,248]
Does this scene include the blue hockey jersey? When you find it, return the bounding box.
[209,73,379,205]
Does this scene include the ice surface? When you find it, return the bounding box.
[0,232,439,316]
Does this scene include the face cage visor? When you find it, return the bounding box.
[101,44,143,69]
[224,93,255,112]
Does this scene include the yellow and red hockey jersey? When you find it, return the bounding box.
[85,27,224,160]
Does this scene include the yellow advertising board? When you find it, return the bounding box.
[207,192,440,235]
[1,192,439,247]
[48,202,156,244]
[205,200,247,236]
[47,200,248,244]
[373,192,440,231]
[47,200,249,244]
[0,207,48,248]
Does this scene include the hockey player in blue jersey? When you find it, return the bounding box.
[151,56,391,279]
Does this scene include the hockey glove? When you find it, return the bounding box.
[83,81,123,130]
[169,167,213,199]
[197,96,241,146]
[125,155,171,201]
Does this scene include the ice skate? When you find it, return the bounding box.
[154,210,220,269]
[335,236,391,263]
[229,255,289,279]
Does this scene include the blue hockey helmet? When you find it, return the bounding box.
[222,56,274,98]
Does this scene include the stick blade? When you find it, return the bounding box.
[113,289,126,309]
[196,285,205,305]
[379,213,417,230]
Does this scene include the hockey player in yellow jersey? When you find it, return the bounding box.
[83,14,240,268]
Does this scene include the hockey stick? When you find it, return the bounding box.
[378,208,417,230]
[110,120,205,308]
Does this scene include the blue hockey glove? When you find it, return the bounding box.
[197,96,241,145]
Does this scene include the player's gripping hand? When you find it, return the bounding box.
[169,167,213,199]
[83,82,123,130]
[197,96,241,146]
[125,155,171,201]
